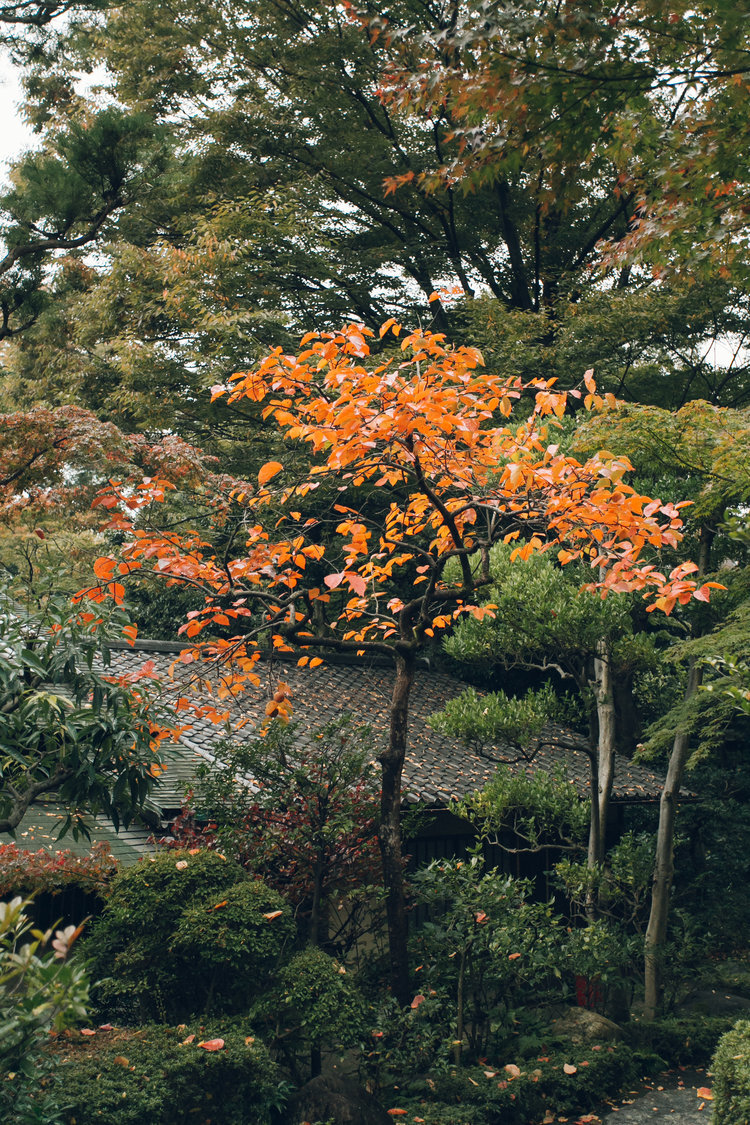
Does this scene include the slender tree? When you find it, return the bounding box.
[84,321,714,1002]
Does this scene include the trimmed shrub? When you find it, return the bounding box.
[48,1020,287,1125]
[83,850,292,1021]
[275,946,367,1053]
[171,878,295,1003]
[622,1013,737,1068]
[712,1018,750,1125]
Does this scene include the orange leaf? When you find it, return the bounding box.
[198,1038,225,1051]
[121,623,138,645]
[79,1028,96,1037]
[563,1062,577,1074]
[258,461,283,485]
[508,952,521,960]
[263,910,283,921]
[93,557,116,581]
[113,1055,129,1067]
[347,572,367,596]
[213,900,228,910]
[410,994,426,1009]
[309,657,324,668]
[696,1088,713,1100]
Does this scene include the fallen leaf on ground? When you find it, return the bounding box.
[696,1087,713,1100]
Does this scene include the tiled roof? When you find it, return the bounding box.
[108,645,671,812]
[0,798,156,865]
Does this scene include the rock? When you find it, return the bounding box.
[282,1075,394,1125]
[553,1006,623,1044]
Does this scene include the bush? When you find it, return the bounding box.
[393,1042,640,1125]
[83,850,292,1021]
[0,842,118,932]
[711,1018,750,1125]
[623,1013,737,1068]
[171,878,295,1005]
[49,1020,287,1125]
[0,897,90,1125]
[0,843,118,900]
[409,858,567,1061]
[275,946,367,1055]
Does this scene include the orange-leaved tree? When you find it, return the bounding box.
[84,321,717,1003]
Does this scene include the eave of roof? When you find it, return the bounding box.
[107,645,677,812]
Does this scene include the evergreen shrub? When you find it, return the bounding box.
[711,1018,750,1125]
[50,1020,286,1125]
[83,850,292,1021]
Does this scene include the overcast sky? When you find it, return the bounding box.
[0,50,37,183]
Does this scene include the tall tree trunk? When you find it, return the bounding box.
[643,658,702,1019]
[378,649,415,1006]
[593,639,617,868]
[643,527,712,1019]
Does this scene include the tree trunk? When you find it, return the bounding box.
[593,639,617,868]
[309,854,325,947]
[378,649,415,1006]
[643,526,712,1019]
[583,684,601,922]
[643,658,702,1019]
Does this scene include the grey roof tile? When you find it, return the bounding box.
[108,648,672,811]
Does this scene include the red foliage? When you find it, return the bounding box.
[0,841,119,898]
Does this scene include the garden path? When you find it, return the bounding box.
[598,1067,713,1122]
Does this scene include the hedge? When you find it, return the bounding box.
[46,1020,287,1125]
[712,1018,750,1125]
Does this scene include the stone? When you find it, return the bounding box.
[281,1074,394,1125]
[553,1006,623,1044]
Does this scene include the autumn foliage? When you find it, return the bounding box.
[82,319,717,1002]
[87,322,713,639]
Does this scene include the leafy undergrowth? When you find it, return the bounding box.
[41,1012,736,1125]
[43,1020,287,1125]
[380,1042,641,1125]
[379,1016,736,1125]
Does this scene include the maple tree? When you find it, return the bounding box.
[0,402,215,536]
[84,320,716,1003]
[374,0,750,284]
